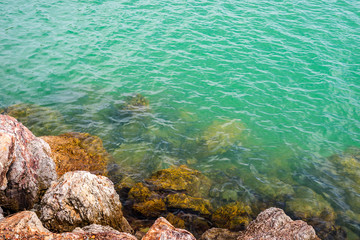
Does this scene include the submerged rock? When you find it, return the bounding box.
[142,217,196,240]
[133,199,167,218]
[40,171,132,233]
[128,182,153,202]
[166,193,212,215]
[1,103,68,136]
[166,213,186,229]
[200,228,241,240]
[146,165,211,198]
[211,201,252,231]
[237,207,319,240]
[122,93,150,112]
[0,115,57,211]
[40,132,109,177]
[285,186,336,223]
[200,119,246,156]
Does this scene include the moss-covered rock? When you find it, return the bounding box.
[1,103,68,136]
[200,119,246,156]
[146,165,211,198]
[211,201,252,231]
[285,186,336,222]
[133,199,166,218]
[122,93,149,112]
[166,193,212,215]
[166,213,186,229]
[40,132,109,177]
[128,183,152,202]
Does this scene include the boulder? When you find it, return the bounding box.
[211,201,252,231]
[0,115,57,211]
[40,171,132,233]
[200,228,241,240]
[146,165,211,198]
[40,132,109,177]
[0,211,50,234]
[237,207,319,240]
[142,217,196,240]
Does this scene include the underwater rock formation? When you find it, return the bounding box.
[166,213,186,229]
[40,132,109,177]
[40,171,132,233]
[0,115,57,212]
[199,119,246,156]
[237,207,319,240]
[122,93,150,112]
[211,201,252,231]
[146,165,211,198]
[142,217,196,240]
[1,103,68,136]
[133,199,167,218]
[166,193,212,215]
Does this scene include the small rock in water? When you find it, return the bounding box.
[142,217,196,240]
[40,171,132,233]
[237,207,319,240]
[0,115,57,212]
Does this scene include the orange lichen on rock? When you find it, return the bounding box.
[41,132,109,177]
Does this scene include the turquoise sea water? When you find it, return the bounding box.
[1,0,360,237]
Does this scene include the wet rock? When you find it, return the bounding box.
[122,93,150,113]
[200,119,246,156]
[40,171,132,233]
[1,103,68,136]
[237,207,319,240]
[0,211,51,234]
[329,147,360,183]
[142,217,196,240]
[166,193,212,215]
[200,228,241,240]
[40,132,109,177]
[212,201,252,231]
[166,213,186,229]
[133,199,167,218]
[146,165,211,198]
[0,115,57,211]
[285,186,336,222]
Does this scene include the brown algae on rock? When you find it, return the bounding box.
[133,199,167,217]
[166,193,212,215]
[40,132,109,177]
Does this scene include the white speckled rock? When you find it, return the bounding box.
[142,217,196,240]
[0,115,57,211]
[237,207,319,240]
[40,171,132,233]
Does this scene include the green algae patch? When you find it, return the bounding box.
[165,193,212,215]
[40,132,109,177]
[146,165,211,198]
[133,199,167,218]
[1,103,69,136]
[211,201,252,231]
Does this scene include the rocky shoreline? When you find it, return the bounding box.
[0,114,321,239]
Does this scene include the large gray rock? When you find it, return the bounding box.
[237,207,319,240]
[142,217,196,240]
[40,171,132,233]
[0,115,57,211]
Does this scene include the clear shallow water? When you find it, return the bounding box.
[1,0,360,237]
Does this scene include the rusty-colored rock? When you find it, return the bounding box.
[142,217,196,240]
[237,207,320,240]
[0,211,50,234]
[0,115,57,211]
[40,132,109,177]
[40,171,132,233]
